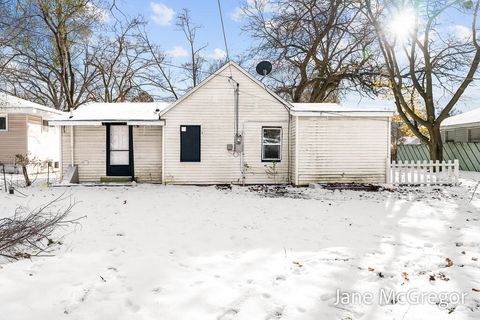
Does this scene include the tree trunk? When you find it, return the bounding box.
[21,165,31,187]
[428,125,443,161]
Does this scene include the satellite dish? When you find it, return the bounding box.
[256,61,273,76]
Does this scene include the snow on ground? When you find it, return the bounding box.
[0,174,479,320]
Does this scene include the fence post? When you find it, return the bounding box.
[454,159,459,185]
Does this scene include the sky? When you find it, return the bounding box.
[106,0,480,112]
[114,0,248,65]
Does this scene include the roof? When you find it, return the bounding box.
[441,107,480,128]
[0,94,64,116]
[49,102,170,125]
[290,103,394,117]
[159,61,291,116]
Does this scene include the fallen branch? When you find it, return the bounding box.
[0,193,83,261]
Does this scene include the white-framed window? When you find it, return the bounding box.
[262,127,282,161]
[445,130,454,142]
[0,114,7,131]
[468,128,480,142]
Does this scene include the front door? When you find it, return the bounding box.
[107,124,133,176]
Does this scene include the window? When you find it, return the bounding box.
[262,127,282,161]
[180,125,201,162]
[469,128,480,142]
[0,115,6,131]
[445,130,455,142]
[42,119,49,132]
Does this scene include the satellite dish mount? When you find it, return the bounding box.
[256,61,273,79]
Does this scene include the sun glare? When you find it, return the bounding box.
[388,8,416,41]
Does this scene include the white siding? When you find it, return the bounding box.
[296,116,390,185]
[441,128,469,142]
[133,126,162,183]
[162,65,290,184]
[0,114,27,164]
[62,126,106,182]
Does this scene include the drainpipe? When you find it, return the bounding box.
[234,82,241,152]
[70,126,74,167]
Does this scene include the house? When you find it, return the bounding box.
[50,62,393,185]
[0,94,63,171]
[441,108,480,143]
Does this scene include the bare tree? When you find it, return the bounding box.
[0,0,106,110]
[364,0,480,161]
[176,8,207,88]
[88,17,151,102]
[242,0,382,102]
[139,31,180,100]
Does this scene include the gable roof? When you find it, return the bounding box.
[0,94,64,116]
[159,61,291,116]
[441,107,480,128]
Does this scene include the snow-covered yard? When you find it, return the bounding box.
[0,174,480,320]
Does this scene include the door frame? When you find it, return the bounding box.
[105,123,134,178]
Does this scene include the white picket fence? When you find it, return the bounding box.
[388,159,459,185]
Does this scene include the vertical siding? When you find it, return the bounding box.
[62,126,106,182]
[133,126,162,183]
[162,65,290,184]
[0,114,28,164]
[297,116,390,185]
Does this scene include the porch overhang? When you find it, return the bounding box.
[49,120,165,126]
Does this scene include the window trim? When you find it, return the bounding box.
[445,130,455,143]
[180,125,201,162]
[261,126,282,162]
[0,114,7,131]
[468,127,480,143]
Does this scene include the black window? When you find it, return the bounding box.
[262,127,282,161]
[0,115,6,131]
[180,125,201,162]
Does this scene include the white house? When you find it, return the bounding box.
[441,107,480,143]
[0,94,63,171]
[50,62,393,185]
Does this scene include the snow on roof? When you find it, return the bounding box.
[0,93,63,115]
[290,102,394,115]
[52,102,171,122]
[441,107,480,128]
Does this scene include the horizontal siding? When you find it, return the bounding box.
[0,114,27,164]
[133,126,162,183]
[62,126,106,182]
[163,65,290,184]
[297,116,389,185]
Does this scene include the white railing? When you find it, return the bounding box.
[388,159,459,185]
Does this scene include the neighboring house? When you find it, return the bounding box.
[50,62,393,185]
[0,94,63,170]
[441,108,480,143]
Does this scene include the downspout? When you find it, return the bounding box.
[295,115,299,186]
[234,82,241,152]
[70,126,74,167]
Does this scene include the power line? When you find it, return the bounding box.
[216,0,230,62]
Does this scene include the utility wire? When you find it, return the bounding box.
[216,0,230,62]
